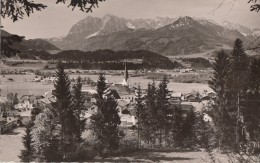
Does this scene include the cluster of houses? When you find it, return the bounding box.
[0,63,215,134]
[0,94,44,134]
[0,69,35,75]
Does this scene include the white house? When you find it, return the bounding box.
[120,114,136,127]
[19,110,31,125]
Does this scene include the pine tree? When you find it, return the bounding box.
[146,82,158,146]
[72,76,86,142]
[243,58,260,142]
[170,105,183,147]
[229,39,250,146]
[208,50,232,149]
[182,108,196,147]
[228,39,249,111]
[248,58,260,94]
[209,50,230,101]
[52,62,76,160]
[135,85,143,148]
[91,73,121,156]
[156,75,169,147]
[19,123,34,162]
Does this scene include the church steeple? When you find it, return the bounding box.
[124,61,129,82]
[121,61,129,86]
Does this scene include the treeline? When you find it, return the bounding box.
[207,38,260,162]
[181,57,212,68]
[16,49,181,70]
[52,49,180,70]
[61,61,154,70]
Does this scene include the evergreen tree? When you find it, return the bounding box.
[135,85,143,148]
[91,73,121,156]
[229,39,249,145]
[248,58,260,94]
[147,82,158,145]
[52,62,76,160]
[228,39,249,112]
[72,76,86,142]
[182,108,196,147]
[170,105,183,147]
[208,50,232,149]
[138,83,156,147]
[19,123,34,162]
[156,75,169,147]
[243,58,260,142]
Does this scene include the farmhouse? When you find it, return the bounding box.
[184,93,201,102]
[6,110,20,123]
[180,69,194,73]
[171,92,183,103]
[19,110,31,125]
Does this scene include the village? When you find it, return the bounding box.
[0,63,214,135]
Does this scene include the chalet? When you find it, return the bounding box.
[200,91,216,101]
[41,77,57,84]
[185,93,201,102]
[201,95,210,101]
[6,110,20,123]
[15,95,44,111]
[180,69,194,73]
[19,110,31,125]
[120,114,136,127]
[171,92,183,103]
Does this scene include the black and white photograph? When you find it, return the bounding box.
[0,0,260,162]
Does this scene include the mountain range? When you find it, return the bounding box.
[45,14,260,56]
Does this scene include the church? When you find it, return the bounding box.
[110,62,136,103]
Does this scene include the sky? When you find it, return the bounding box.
[1,0,259,39]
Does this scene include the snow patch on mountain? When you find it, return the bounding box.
[126,23,136,29]
[85,32,99,39]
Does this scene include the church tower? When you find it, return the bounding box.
[121,61,129,86]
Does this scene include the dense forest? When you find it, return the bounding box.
[49,50,182,70]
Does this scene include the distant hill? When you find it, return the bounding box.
[51,49,182,70]
[45,15,258,56]
[1,30,59,59]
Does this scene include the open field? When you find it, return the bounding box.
[0,74,212,97]
[0,127,25,162]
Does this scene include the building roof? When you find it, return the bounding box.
[20,110,31,117]
[110,90,121,99]
[20,94,44,102]
[172,93,182,98]
[172,103,195,111]
[82,89,97,95]
[118,99,129,107]
[6,110,20,117]
[110,85,134,96]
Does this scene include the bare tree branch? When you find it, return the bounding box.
[1,0,106,22]
[248,0,260,12]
